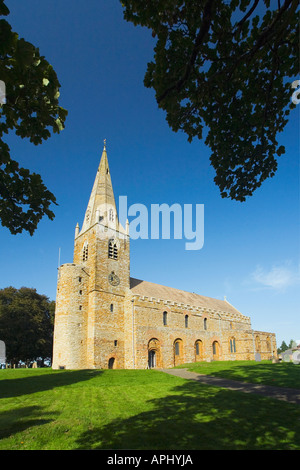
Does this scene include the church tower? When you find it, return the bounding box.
[52,142,130,369]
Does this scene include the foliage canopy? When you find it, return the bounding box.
[0,286,55,365]
[0,0,67,235]
[121,0,299,201]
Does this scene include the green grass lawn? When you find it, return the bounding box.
[0,363,299,450]
[178,360,300,389]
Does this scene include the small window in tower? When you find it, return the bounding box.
[163,311,168,326]
[110,304,114,313]
[109,209,114,222]
[79,305,82,310]
[79,277,82,283]
[79,290,82,295]
[114,340,118,347]
[185,315,189,328]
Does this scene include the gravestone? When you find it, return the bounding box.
[282,349,293,362]
[254,352,261,362]
[0,340,6,365]
[292,350,300,365]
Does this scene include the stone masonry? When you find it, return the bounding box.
[52,144,277,369]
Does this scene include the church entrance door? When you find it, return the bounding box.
[147,338,161,368]
[108,357,115,369]
[148,350,156,368]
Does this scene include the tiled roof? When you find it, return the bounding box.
[130,277,244,317]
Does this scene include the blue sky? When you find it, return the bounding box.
[1,1,299,348]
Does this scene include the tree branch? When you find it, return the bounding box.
[157,0,215,103]
[216,0,297,81]
[245,0,295,61]
[235,0,260,32]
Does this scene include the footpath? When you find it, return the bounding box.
[161,368,300,405]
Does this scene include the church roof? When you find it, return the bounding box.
[130,277,244,317]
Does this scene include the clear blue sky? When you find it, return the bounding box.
[1,1,299,348]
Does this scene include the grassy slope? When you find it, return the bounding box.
[0,364,299,450]
[178,360,300,389]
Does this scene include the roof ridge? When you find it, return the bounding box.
[129,276,242,315]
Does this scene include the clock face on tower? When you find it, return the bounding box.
[108,271,120,286]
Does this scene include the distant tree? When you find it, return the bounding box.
[0,0,67,235]
[0,287,55,366]
[121,0,299,201]
[277,340,288,354]
[288,339,297,348]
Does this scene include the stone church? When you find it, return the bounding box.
[52,144,277,370]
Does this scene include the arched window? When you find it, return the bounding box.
[185,314,189,328]
[212,340,220,359]
[163,311,168,326]
[110,304,114,313]
[82,242,88,261]
[108,239,118,259]
[195,340,203,361]
[204,318,207,330]
[230,337,236,353]
[174,338,184,366]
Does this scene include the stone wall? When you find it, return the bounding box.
[53,264,277,370]
[123,295,276,369]
[52,263,89,369]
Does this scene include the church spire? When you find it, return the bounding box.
[79,140,118,235]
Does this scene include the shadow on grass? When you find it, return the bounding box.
[0,406,56,440]
[75,379,300,450]
[184,362,300,389]
[0,370,102,399]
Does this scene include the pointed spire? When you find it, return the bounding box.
[77,141,128,237]
[80,141,116,232]
[96,140,115,208]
